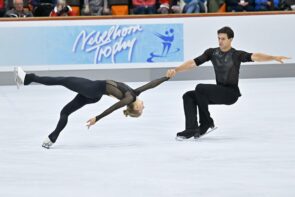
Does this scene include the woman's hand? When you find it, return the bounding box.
[166,69,176,78]
[86,117,96,129]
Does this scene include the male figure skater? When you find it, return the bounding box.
[166,26,290,140]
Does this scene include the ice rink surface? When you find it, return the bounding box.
[1,77,295,197]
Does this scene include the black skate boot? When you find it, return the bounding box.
[176,128,200,141]
[194,121,216,139]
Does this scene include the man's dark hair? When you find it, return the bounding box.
[217,26,234,39]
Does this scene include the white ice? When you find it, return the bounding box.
[0,78,295,197]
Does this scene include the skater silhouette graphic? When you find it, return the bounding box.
[147,28,180,62]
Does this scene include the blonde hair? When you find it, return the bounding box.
[123,103,142,118]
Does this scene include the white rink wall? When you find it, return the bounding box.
[0,13,294,85]
[0,13,294,70]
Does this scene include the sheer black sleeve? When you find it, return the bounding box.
[95,92,134,122]
[236,50,253,62]
[193,48,214,66]
[134,77,169,96]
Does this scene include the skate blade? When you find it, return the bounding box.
[42,145,50,149]
[42,143,53,149]
[205,126,218,135]
[176,127,218,141]
[175,136,194,141]
[194,127,218,140]
[175,136,185,141]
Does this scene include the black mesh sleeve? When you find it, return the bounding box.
[193,48,214,66]
[95,92,134,122]
[236,50,253,62]
[134,77,169,96]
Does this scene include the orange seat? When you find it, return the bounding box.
[218,3,226,12]
[111,5,129,15]
[71,6,80,16]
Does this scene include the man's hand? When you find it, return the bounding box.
[86,117,96,129]
[166,69,176,78]
[274,56,291,64]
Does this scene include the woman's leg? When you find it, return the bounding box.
[48,94,99,144]
[25,74,105,99]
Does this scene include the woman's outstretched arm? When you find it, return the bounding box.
[134,76,170,96]
[86,93,134,128]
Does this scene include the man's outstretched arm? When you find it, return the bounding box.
[251,53,291,64]
[166,59,196,78]
[166,48,213,78]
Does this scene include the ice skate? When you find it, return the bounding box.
[42,137,54,149]
[194,123,218,139]
[14,67,26,89]
[176,129,200,141]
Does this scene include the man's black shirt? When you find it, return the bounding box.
[194,47,253,87]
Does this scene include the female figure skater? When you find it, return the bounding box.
[14,67,171,149]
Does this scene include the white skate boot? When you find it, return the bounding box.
[42,137,54,149]
[14,66,26,89]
